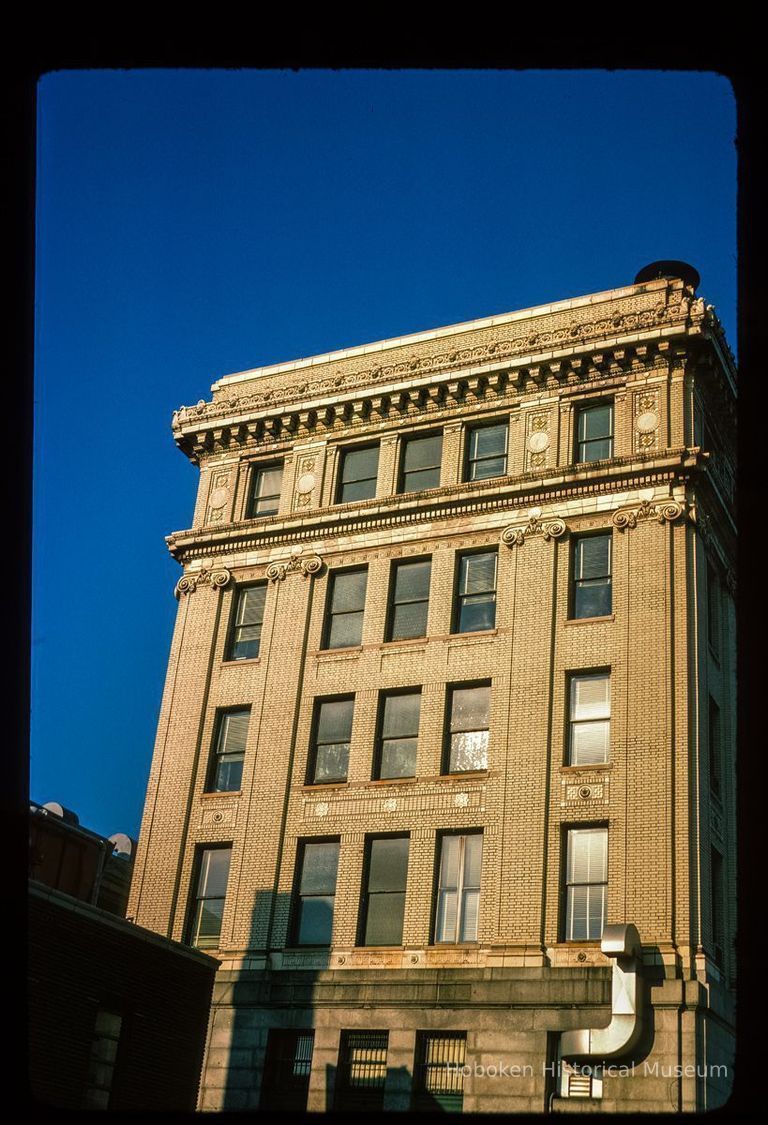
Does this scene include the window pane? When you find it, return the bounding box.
[328,611,364,649]
[379,739,417,779]
[575,537,611,581]
[382,693,421,739]
[460,888,480,941]
[214,755,244,791]
[300,842,340,895]
[403,465,441,491]
[459,552,497,596]
[451,686,491,732]
[368,838,409,891]
[391,602,428,640]
[317,699,354,743]
[404,434,442,471]
[198,848,232,898]
[217,710,250,754]
[568,829,607,884]
[297,896,335,945]
[332,570,368,613]
[458,595,496,633]
[573,580,612,619]
[571,720,609,765]
[463,833,483,886]
[341,446,379,486]
[579,405,612,441]
[571,675,610,720]
[470,423,507,460]
[314,743,349,782]
[194,898,225,948]
[394,560,432,602]
[450,730,488,771]
[364,892,406,945]
[237,585,266,624]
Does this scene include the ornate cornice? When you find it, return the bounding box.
[501,508,567,546]
[174,565,231,598]
[172,283,707,461]
[265,549,323,582]
[611,497,686,531]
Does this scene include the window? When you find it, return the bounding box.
[571,535,612,619]
[454,550,497,633]
[399,432,443,493]
[375,690,421,780]
[564,828,607,941]
[208,708,250,791]
[386,559,431,641]
[707,561,721,656]
[335,1032,389,1112]
[446,684,490,772]
[248,462,283,517]
[338,444,379,503]
[465,420,508,481]
[709,697,722,797]
[309,697,354,784]
[227,585,266,660]
[575,402,613,463]
[84,1010,123,1109]
[189,846,232,949]
[413,1033,467,1113]
[568,674,610,766]
[360,836,409,946]
[323,567,368,649]
[293,839,340,946]
[435,832,482,943]
[260,1030,314,1113]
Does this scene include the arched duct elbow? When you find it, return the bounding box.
[560,923,644,1062]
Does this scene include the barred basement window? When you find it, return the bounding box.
[360,836,410,946]
[248,462,283,517]
[399,431,443,493]
[335,1031,389,1111]
[84,1010,123,1109]
[309,697,354,784]
[413,1032,467,1113]
[446,683,490,772]
[189,846,232,950]
[337,444,380,503]
[227,585,266,660]
[386,559,431,641]
[435,832,483,943]
[571,535,612,619]
[575,402,613,463]
[260,1030,314,1112]
[293,839,340,946]
[568,673,610,766]
[323,567,368,649]
[375,690,421,780]
[465,420,508,481]
[208,708,250,792]
[564,827,607,941]
[454,550,497,633]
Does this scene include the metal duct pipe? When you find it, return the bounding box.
[560,923,644,1061]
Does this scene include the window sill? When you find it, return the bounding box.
[564,615,615,626]
[439,770,489,780]
[379,635,428,648]
[301,781,350,792]
[220,657,262,667]
[201,790,243,798]
[561,763,612,773]
[449,628,498,639]
[364,776,418,787]
[314,646,363,657]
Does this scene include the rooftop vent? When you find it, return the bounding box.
[42,801,80,825]
[634,260,700,291]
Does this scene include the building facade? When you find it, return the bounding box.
[127,265,736,1113]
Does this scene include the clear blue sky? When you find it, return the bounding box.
[33,70,736,839]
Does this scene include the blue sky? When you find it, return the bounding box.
[33,70,736,839]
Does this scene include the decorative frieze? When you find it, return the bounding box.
[524,410,551,471]
[206,468,233,524]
